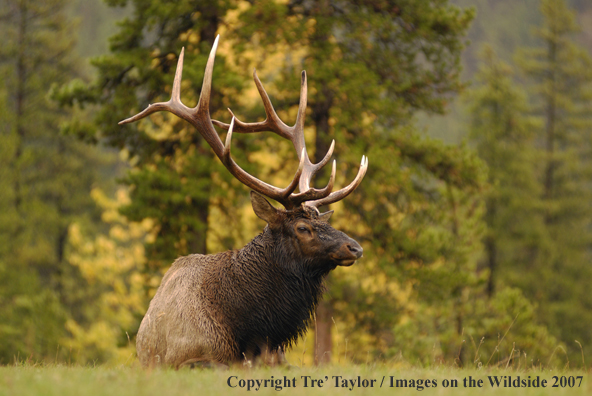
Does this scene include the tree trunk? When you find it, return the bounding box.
[14,0,27,218]
[189,191,209,254]
[485,200,497,298]
[314,299,333,365]
[543,39,556,225]
[312,83,334,365]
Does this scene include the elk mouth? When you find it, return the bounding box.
[330,242,363,267]
[329,253,359,267]
[337,258,357,267]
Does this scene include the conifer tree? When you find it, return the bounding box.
[235,0,489,363]
[0,0,106,362]
[516,0,592,359]
[54,0,246,280]
[466,46,541,297]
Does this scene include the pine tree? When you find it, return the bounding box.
[516,0,592,360]
[466,46,541,297]
[235,0,491,364]
[0,0,108,362]
[53,0,247,281]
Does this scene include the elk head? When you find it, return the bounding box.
[250,191,363,275]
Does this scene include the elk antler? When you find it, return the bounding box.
[119,36,368,209]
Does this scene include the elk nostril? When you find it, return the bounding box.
[347,244,363,258]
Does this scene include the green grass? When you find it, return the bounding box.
[0,364,590,396]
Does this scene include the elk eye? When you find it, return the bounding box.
[297,226,311,234]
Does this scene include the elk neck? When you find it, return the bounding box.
[216,227,330,351]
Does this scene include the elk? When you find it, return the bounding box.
[120,36,368,369]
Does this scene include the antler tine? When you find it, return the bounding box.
[212,69,304,141]
[119,37,225,157]
[306,155,369,208]
[212,65,369,209]
[297,139,335,193]
[285,148,308,198]
[212,70,313,195]
[212,70,309,163]
[289,159,337,206]
[223,118,306,208]
[119,47,190,126]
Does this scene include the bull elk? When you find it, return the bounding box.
[120,36,368,368]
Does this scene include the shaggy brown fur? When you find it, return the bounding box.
[136,192,363,368]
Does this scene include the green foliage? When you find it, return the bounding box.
[392,287,559,367]
[0,263,68,364]
[0,0,113,364]
[53,0,248,276]
[233,0,494,364]
[465,46,542,296]
[514,0,592,361]
[464,47,559,365]
[464,0,592,366]
[451,0,543,74]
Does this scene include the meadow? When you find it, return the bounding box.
[1,364,590,396]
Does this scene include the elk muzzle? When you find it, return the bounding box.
[330,237,363,267]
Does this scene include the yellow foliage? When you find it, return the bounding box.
[63,188,150,366]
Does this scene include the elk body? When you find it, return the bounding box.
[120,37,368,368]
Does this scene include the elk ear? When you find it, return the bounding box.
[251,191,280,225]
[318,210,333,222]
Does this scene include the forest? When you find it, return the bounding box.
[1,0,592,369]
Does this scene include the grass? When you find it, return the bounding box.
[0,363,590,396]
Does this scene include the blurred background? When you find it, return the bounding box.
[1,0,591,368]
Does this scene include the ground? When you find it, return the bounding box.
[0,364,590,395]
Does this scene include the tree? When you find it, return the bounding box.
[460,46,562,366]
[62,188,149,365]
[233,0,496,364]
[53,0,248,282]
[466,46,541,297]
[515,0,592,361]
[0,0,108,363]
